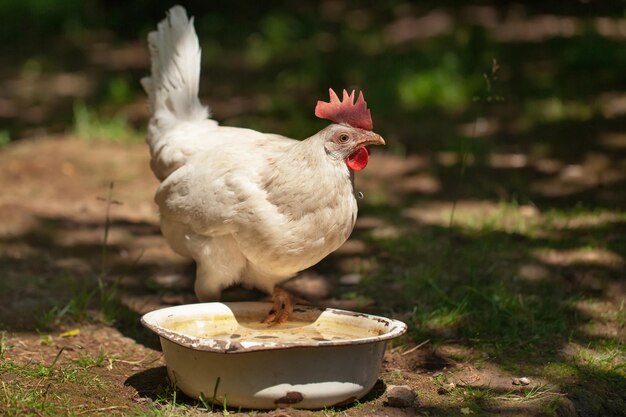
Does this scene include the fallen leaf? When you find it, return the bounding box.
[461,407,474,415]
[60,329,80,338]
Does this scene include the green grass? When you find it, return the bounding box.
[36,277,94,330]
[0,350,109,413]
[495,384,555,402]
[72,102,142,143]
[351,201,626,413]
[0,332,8,360]
[34,183,136,333]
[433,373,557,411]
[35,278,121,330]
[0,381,67,417]
[0,130,10,148]
[75,348,108,369]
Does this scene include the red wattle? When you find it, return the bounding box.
[346,147,370,171]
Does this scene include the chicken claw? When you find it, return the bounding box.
[263,287,294,326]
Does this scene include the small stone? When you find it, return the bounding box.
[339,273,362,286]
[512,377,531,386]
[385,385,417,408]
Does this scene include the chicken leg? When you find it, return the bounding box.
[263,286,294,326]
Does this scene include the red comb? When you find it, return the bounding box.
[315,88,373,130]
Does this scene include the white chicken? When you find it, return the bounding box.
[142,6,385,324]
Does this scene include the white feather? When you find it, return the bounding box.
[142,5,217,180]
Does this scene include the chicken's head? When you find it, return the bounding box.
[320,124,384,171]
[315,89,385,171]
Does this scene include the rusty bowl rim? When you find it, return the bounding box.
[141,301,407,353]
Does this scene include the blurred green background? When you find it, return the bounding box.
[2,0,626,208]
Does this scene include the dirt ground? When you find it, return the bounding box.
[0,134,623,417]
[1,2,626,416]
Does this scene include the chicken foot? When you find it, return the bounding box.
[262,286,294,326]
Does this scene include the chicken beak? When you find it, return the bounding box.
[358,132,386,147]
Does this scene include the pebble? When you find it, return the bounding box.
[512,377,531,386]
[385,385,417,408]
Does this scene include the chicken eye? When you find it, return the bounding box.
[337,134,350,143]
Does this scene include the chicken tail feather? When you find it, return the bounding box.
[141,5,209,127]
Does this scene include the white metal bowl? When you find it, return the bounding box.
[141,302,406,409]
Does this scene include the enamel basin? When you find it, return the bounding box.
[141,302,407,409]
